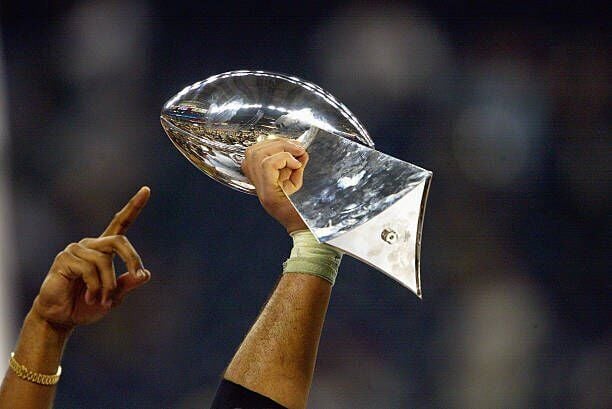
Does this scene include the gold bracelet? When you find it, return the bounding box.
[9,352,62,386]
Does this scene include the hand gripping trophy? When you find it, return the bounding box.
[161,71,432,297]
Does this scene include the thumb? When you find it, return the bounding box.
[113,269,151,305]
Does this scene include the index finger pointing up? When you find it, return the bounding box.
[101,186,151,237]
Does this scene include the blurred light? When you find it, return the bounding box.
[453,59,546,189]
[453,104,533,188]
[0,36,14,374]
[316,3,450,101]
[50,0,151,219]
[59,0,149,80]
[438,275,550,409]
[310,343,411,408]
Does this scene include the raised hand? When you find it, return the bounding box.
[241,138,309,233]
[32,186,152,330]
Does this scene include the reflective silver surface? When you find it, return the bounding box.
[161,70,433,296]
[161,70,373,194]
[288,130,432,296]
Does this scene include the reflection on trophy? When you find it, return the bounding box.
[160,71,432,297]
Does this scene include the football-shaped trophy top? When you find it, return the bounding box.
[160,70,374,194]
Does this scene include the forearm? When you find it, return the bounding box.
[0,309,71,409]
[224,273,332,409]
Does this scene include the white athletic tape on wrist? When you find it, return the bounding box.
[282,230,343,285]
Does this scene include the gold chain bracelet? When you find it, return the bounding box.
[9,352,62,386]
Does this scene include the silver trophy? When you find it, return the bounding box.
[161,71,432,297]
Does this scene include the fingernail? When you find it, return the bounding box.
[137,268,147,279]
[102,299,112,308]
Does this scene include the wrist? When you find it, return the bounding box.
[10,310,71,378]
[282,230,343,285]
[285,221,307,234]
[25,307,73,345]
[282,216,307,234]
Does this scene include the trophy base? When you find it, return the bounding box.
[287,130,432,297]
[326,179,430,297]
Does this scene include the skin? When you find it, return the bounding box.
[0,187,152,409]
[0,138,332,409]
[224,138,334,409]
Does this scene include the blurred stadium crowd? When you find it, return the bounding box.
[1,1,609,408]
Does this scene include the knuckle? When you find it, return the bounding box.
[261,156,274,167]
[115,234,129,245]
[54,251,65,262]
[66,242,79,252]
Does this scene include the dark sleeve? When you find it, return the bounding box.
[210,379,287,409]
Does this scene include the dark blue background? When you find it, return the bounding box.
[2,1,609,407]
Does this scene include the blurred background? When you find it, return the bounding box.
[0,1,609,408]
